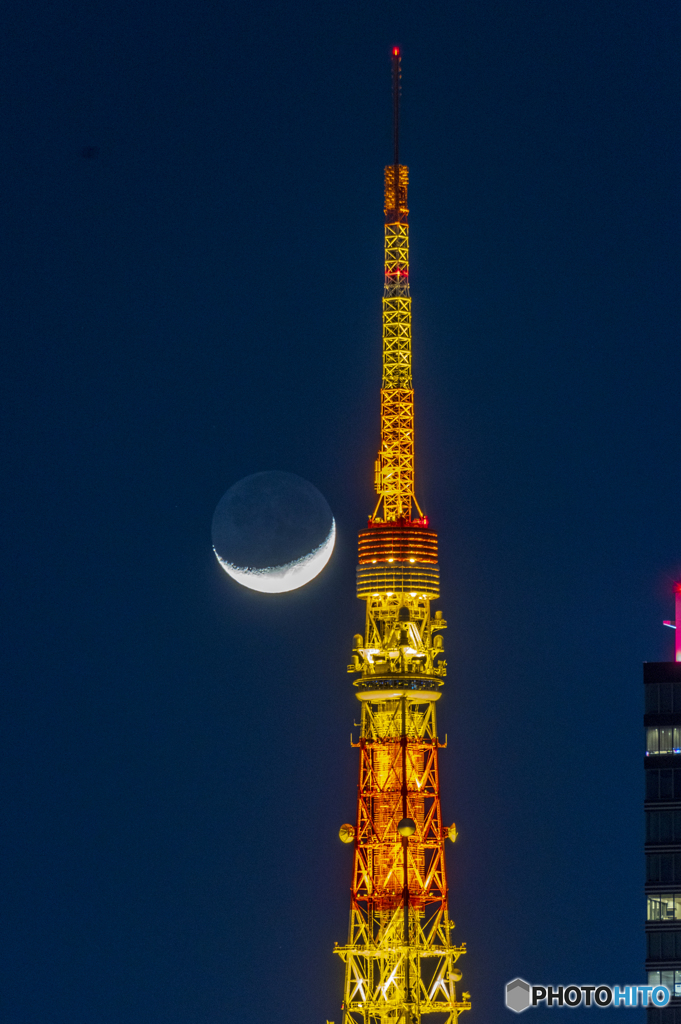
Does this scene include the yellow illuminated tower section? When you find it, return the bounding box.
[334,50,471,1024]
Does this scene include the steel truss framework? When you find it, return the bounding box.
[374,170,421,523]
[337,73,471,1021]
[350,594,446,680]
[335,697,470,1024]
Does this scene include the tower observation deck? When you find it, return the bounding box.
[334,50,471,1024]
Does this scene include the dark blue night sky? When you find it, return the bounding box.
[2,1,680,1022]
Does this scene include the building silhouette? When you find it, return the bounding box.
[645,585,681,1022]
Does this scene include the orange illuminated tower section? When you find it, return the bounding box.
[334,50,471,1024]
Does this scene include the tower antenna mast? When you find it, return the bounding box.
[393,46,400,172]
[372,46,421,523]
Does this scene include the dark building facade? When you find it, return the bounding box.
[645,661,681,1023]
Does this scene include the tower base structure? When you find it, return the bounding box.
[336,521,470,1024]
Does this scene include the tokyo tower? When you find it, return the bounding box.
[333,50,472,1024]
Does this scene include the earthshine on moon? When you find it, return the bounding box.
[212,471,335,593]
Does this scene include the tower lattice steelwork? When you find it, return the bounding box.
[334,50,471,1024]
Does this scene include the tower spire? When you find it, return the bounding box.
[334,50,471,1024]
[374,48,420,523]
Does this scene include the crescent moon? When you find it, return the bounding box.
[214,520,336,593]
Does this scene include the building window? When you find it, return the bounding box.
[647,930,681,959]
[648,895,681,921]
[648,969,681,996]
[647,811,681,843]
[646,769,681,801]
[645,683,681,715]
[647,1010,681,1024]
[647,728,681,756]
[646,854,681,883]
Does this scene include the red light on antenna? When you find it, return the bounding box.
[393,47,400,55]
